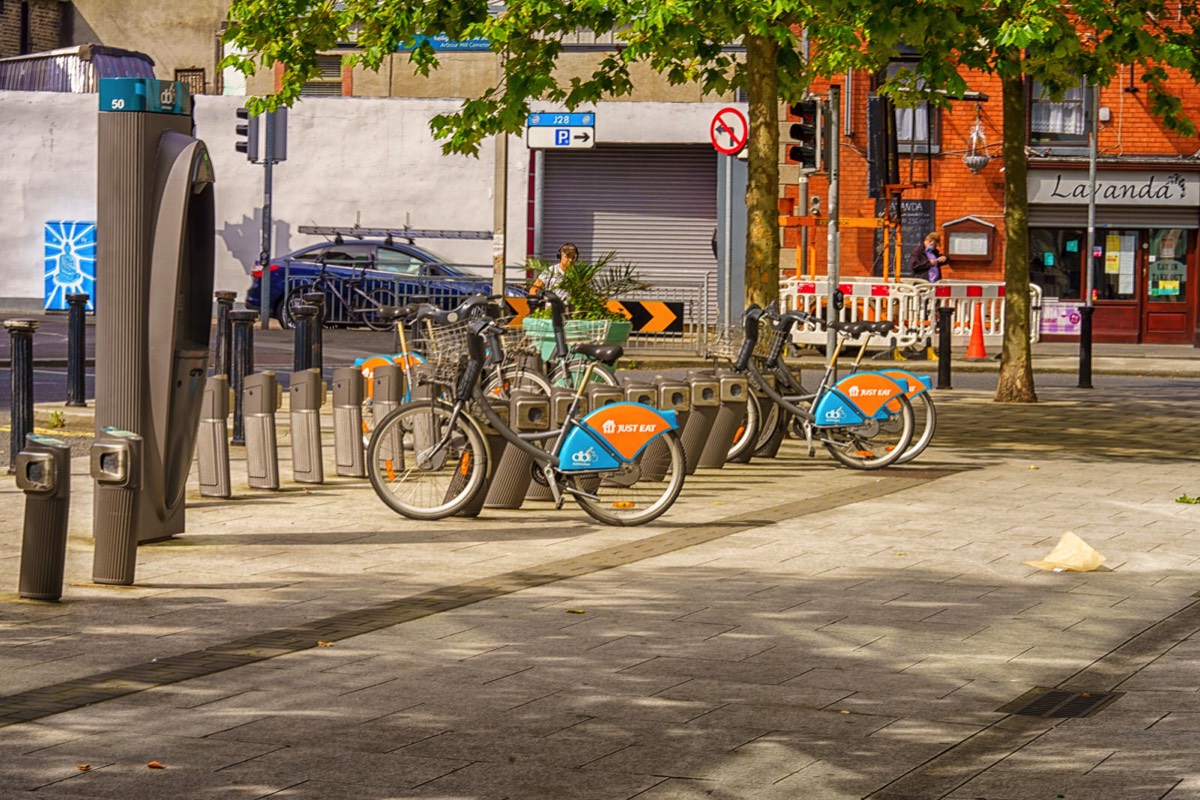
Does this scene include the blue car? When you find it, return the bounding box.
[246,240,520,330]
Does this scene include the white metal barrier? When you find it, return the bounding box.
[778,278,1043,350]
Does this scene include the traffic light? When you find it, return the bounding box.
[235,106,260,163]
[787,100,820,170]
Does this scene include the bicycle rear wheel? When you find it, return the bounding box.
[367,402,489,520]
[569,430,686,526]
[360,286,396,331]
[892,391,936,465]
[550,358,618,390]
[819,393,914,470]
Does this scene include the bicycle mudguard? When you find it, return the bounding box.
[558,402,679,471]
[812,371,911,427]
[882,369,931,398]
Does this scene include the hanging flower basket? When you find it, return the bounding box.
[963,154,991,174]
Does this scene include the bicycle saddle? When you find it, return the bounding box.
[572,343,624,365]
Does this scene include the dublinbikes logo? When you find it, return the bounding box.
[159,82,177,107]
[824,407,846,423]
[571,447,598,465]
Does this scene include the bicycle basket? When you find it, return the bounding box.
[562,312,612,346]
[413,319,471,382]
[704,317,777,361]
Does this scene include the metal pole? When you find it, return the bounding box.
[213,290,236,378]
[260,111,275,331]
[66,293,89,407]
[1079,80,1099,389]
[825,85,841,355]
[5,319,38,474]
[936,306,955,389]
[492,132,508,296]
[230,310,258,445]
[798,175,809,278]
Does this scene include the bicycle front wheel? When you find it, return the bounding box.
[820,393,914,470]
[367,403,489,520]
[726,391,761,462]
[892,391,937,465]
[570,430,686,527]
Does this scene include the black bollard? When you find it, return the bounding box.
[292,304,318,373]
[302,292,325,375]
[936,306,955,390]
[229,310,258,446]
[213,290,237,378]
[1077,305,1095,389]
[5,319,39,474]
[66,293,89,407]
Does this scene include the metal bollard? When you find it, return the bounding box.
[229,310,258,445]
[66,293,89,407]
[289,369,325,484]
[642,378,690,481]
[16,435,71,601]
[197,375,232,498]
[486,391,550,509]
[936,306,955,390]
[5,319,38,474]
[292,304,318,373]
[681,370,720,475]
[586,383,623,410]
[371,363,406,432]
[244,372,281,490]
[1077,305,1095,390]
[332,367,366,478]
[528,388,584,502]
[697,372,749,469]
[91,428,143,586]
[213,290,237,379]
[456,400,509,517]
[302,292,325,376]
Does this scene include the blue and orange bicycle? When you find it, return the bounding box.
[365,295,686,525]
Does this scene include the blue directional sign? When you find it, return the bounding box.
[527,112,595,127]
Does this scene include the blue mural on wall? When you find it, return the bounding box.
[44,221,96,311]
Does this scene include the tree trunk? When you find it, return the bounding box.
[743,34,780,309]
[995,59,1038,403]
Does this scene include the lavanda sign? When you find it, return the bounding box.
[1030,171,1200,206]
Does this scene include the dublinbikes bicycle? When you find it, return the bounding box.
[365,305,686,526]
[766,307,937,465]
[725,305,916,469]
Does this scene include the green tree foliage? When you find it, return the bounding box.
[813,0,1200,402]
[223,0,825,310]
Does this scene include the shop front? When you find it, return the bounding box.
[1028,168,1199,344]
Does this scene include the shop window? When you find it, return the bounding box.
[885,62,940,153]
[1093,231,1138,301]
[1029,229,1084,300]
[1030,78,1090,147]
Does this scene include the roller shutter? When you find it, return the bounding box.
[541,145,718,272]
[1030,204,1199,229]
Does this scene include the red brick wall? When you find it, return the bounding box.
[783,66,1200,281]
[0,0,64,58]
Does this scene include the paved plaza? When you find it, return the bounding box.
[0,371,1199,799]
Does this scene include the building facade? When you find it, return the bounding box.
[794,67,1200,345]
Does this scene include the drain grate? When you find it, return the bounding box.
[999,687,1123,718]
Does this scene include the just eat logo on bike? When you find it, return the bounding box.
[588,404,671,459]
[837,374,904,416]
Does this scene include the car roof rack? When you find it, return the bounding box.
[298,224,493,246]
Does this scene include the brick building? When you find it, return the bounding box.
[788,66,1200,344]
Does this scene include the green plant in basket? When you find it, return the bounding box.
[528,252,650,321]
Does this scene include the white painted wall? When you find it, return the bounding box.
[0,89,737,309]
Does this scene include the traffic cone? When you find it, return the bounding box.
[966,302,988,361]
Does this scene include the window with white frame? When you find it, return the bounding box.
[1030,78,1089,145]
[885,61,939,152]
